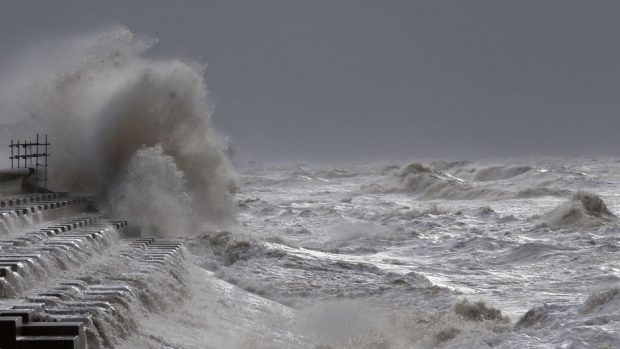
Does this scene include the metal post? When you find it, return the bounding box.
[27,140,31,168]
[7,135,51,192]
[17,140,21,168]
[22,140,26,169]
[44,134,48,191]
[34,134,39,193]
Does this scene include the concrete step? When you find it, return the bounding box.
[0,193,62,208]
[1,229,186,349]
[0,316,22,349]
[16,335,81,349]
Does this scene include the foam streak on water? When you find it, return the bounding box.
[198,158,618,349]
[114,158,620,348]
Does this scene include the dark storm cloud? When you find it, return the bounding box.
[1,1,619,160]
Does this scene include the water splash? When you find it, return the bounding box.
[0,26,237,236]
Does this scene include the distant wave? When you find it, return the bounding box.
[369,161,567,200]
[431,161,531,181]
[472,165,532,181]
[375,162,502,199]
[514,187,572,198]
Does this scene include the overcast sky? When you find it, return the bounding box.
[1,1,619,161]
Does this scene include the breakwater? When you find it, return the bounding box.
[0,191,187,349]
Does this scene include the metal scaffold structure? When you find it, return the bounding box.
[9,134,50,192]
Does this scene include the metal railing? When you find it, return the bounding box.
[9,134,49,192]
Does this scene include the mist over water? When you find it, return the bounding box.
[0,26,236,235]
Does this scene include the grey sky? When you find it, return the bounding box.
[1,1,619,161]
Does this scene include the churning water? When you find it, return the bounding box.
[187,158,618,349]
[0,27,618,348]
[120,158,620,349]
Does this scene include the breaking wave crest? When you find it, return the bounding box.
[543,191,616,227]
[371,161,575,201]
[367,162,508,200]
[375,162,504,199]
[0,26,236,235]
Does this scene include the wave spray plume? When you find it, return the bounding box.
[0,26,237,236]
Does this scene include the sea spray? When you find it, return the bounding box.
[109,145,192,237]
[0,26,236,235]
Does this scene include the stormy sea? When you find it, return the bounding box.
[0,28,617,349]
[194,158,619,349]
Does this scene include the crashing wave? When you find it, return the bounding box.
[0,26,236,235]
[515,304,557,329]
[453,299,510,323]
[543,191,616,227]
[188,231,285,268]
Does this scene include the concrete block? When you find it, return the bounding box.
[0,241,16,248]
[25,296,61,307]
[0,309,34,323]
[16,335,80,349]
[21,322,84,337]
[0,316,22,349]
[8,304,45,320]
[0,258,39,272]
[57,281,88,291]
[149,242,183,247]
[9,303,46,312]
[52,225,73,232]
[0,254,45,260]
[47,314,92,324]
[45,307,105,318]
[144,251,176,257]
[0,262,24,272]
[0,257,37,265]
[41,228,61,235]
[37,292,73,301]
[36,245,71,253]
[127,242,149,248]
[89,285,132,292]
[63,301,115,311]
[44,241,80,249]
[26,232,48,239]
[84,290,130,299]
[52,285,83,296]
[138,254,171,260]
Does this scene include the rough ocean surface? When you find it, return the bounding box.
[123,157,619,349]
[1,28,617,349]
